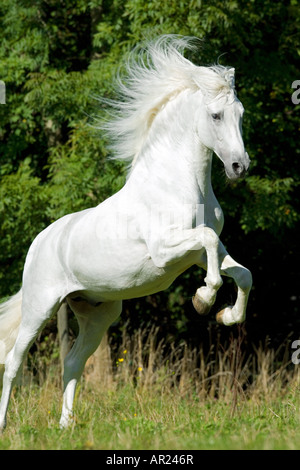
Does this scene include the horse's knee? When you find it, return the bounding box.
[238,267,252,292]
[201,226,220,249]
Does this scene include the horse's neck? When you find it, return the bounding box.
[129,94,214,204]
[193,145,214,201]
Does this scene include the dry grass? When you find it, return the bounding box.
[0,325,299,450]
[84,324,299,407]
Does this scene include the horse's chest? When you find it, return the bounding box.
[211,205,224,235]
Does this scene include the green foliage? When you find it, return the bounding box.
[0,159,48,292]
[0,0,299,337]
[241,176,298,234]
[45,122,125,221]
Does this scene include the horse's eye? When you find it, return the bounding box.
[212,113,221,121]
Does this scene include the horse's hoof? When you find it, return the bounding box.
[192,295,211,316]
[216,306,241,326]
[0,420,6,433]
[216,308,226,324]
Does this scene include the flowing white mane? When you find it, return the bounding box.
[103,35,235,167]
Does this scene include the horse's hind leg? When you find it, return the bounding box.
[59,299,121,429]
[0,297,60,431]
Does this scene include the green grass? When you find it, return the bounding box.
[0,372,299,450]
[0,327,299,450]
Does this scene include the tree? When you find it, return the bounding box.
[0,0,299,346]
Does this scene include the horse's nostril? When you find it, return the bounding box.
[232,162,244,176]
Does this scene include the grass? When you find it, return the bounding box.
[0,326,299,450]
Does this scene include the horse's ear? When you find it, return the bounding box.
[225,68,235,88]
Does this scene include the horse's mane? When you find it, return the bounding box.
[102,35,235,167]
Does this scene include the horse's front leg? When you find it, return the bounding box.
[148,225,223,315]
[192,227,223,315]
[215,242,252,325]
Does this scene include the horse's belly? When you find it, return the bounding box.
[69,239,196,302]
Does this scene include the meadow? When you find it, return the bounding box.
[0,326,299,451]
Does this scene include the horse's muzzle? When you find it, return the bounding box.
[232,161,246,178]
[227,152,250,180]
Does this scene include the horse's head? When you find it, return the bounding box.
[195,68,250,181]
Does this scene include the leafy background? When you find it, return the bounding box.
[0,0,299,350]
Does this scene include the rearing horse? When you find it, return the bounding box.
[0,36,252,430]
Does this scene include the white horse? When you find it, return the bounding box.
[0,36,252,430]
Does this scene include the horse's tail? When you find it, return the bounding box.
[0,289,22,364]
